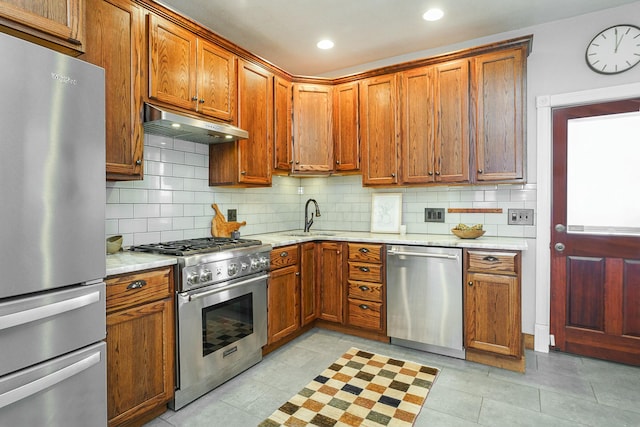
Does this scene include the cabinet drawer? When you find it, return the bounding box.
[467,251,518,274]
[348,243,383,263]
[348,262,383,282]
[270,245,299,270]
[348,280,383,302]
[347,298,383,331]
[106,267,172,313]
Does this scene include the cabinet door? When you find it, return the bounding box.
[81,0,143,180]
[318,242,345,323]
[267,265,300,344]
[333,82,360,172]
[360,74,399,185]
[0,0,84,54]
[148,14,197,111]
[471,47,525,182]
[237,59,273,185]
[273,76,293,172]
[400,66,435,184]
[465,272,521,357]
[197,39,236,121]
[292,84,333,173]
[300,242,317,325]
[434,59,469,183]
[106,298,174,426]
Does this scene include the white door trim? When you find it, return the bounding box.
[535,82,640,353]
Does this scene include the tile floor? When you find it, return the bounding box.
[144,328,640,427]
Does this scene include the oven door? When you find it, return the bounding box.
[173,272,268,410]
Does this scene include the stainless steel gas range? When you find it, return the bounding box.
[130,237,271,410]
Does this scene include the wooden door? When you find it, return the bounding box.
[197,39,236,121]
[400,66,435,184]
[82,0,143,180]
[273,76,293,172]
[237,59,273,185]
[434,59,469,183]
[300,242,317,325]
[318,242,345,323]
[333,81,360,171]
[267,265,300,344]
[360,74,399,185]
[148,14,197,111]
[551,99,640,365]
[471,47,524,182]
[292,83,333,173]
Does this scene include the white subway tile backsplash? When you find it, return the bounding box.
[134,204,160,218]
[148,217,173,232]
[161,148,185,164]
[120,189,148,204]
[148,190,173,204]
[118,218,147,233]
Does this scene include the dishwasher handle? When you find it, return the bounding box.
[387,249,459,260]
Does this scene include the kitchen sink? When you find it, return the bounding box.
[284,231,337,237]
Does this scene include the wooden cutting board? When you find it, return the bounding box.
[211,204,246,237]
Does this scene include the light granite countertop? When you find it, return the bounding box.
[105,231,527,277]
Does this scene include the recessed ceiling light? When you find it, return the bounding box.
[317,39,334,50]
[423,8,444,21]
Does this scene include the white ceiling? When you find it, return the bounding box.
[156,0,638,77]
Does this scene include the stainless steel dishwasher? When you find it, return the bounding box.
[386,245,465,359]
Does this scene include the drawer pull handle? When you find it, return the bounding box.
[127,280,147,290]
[280,251,288,257]
[358,285,370,291]
[359,304,370,310]
[482,256,499,262]
[359,247,369,254]
[359,267,370,272]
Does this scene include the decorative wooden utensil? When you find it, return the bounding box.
[211,204,246,237]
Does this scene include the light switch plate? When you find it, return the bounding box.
[508,208,534,225]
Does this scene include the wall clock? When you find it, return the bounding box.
[585,24,640,74]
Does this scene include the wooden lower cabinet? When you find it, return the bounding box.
[346,243,385,333]
[268,245,300,344]
[106,266,175,427]
[317,241,346,323]
[300,242,318,325]
[464,249,524,372]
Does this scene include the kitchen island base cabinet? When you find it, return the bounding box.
[106,266,175,427]
[464,249,524,373]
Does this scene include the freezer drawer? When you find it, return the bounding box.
[0,282,106,376]
[0,342,106,426]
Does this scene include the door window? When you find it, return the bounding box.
[202,293,253,356]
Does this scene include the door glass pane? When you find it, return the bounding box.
[202,293,253,356]
[566,111,640,235]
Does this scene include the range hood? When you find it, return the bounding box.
[143,103,248,144]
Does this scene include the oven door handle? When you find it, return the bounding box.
[181,273,269,302]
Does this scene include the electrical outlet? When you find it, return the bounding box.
[227,209,237,222]
[508,208,534,225]
[425,208,445,223]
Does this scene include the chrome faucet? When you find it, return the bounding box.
[304,199,321,232]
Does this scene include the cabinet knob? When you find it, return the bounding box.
[358,285,370,291]
[468,281,473,287]
[435,171,440,176]
[336,160,341,165]
[127,280,147,290]
[359,304,370,310]
[478,169,483,174]
[289,160,294,164]
[295,272,300,276]
[191,96,198,101]
[199,98,205,103]
[428,171,433,176]
[135,159,142,165]
[296,161,300,164]
[241,171,247,175]
[359,247,369,254]
[280,251,288,257]
[359,266,370,272]
[391,173,396,178]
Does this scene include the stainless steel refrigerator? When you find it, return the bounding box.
[0,32,107,426]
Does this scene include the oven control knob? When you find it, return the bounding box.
[228,263,238,276]
[186,272,199,285]
[250,259,259,270]
[216,267,223,276]
[200,269,212,282]
[259,257,269,269]
[241,262,249,271]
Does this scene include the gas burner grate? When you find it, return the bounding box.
[129,237,262,256]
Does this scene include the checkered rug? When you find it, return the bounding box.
[259,347,439,427]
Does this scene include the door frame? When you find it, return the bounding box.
[534,82,640,353]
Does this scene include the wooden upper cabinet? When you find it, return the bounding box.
[197,39,236,121]
[209,60,273,186]
[292,83,333,173]
[148,13,197,111]
[400,59,469,185]
[360,74,400,186]
[333,81,360,172]
[81,0,143,180]
[0,0,84,54]
[148,14,236,121]
[471,46,525,182]
[273,76,293,172]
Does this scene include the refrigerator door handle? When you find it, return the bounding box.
[0,350,102,409]
[0,290,101,331]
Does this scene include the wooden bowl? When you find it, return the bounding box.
[106,235,123,254]
[451,228,486,239]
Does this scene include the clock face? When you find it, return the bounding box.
[586,24,640,74]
